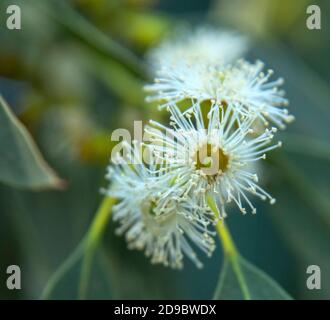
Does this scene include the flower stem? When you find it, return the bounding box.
[215,220,236,257]
[41,196,115,300]
[78,196,115,299]
[207,195,251,300]
[215,221,251,300]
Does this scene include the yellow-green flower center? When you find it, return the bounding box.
[193,143,229,178]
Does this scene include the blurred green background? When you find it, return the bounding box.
[0,0,329,299]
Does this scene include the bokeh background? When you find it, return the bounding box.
[0,0,329,299]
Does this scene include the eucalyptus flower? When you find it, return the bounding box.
[145,59,294,129]
[104,27,293,270]
[104,142,215,269]
[145,102,281,218]
[147,26,247,69]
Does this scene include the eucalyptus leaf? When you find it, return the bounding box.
[269,153,330,299]
[42,230,180,300]
[255,38,330,299]
[0,96,64,190]
[214,255,292,300]
[41,246,113,300]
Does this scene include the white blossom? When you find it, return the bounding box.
[145,59,294,129]
[104,142,215,269]
[147,26,247,70]
[145,102,281,218]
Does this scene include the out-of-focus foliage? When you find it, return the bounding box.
[0,0,329,300]
[0,96,64,189]
[211,0,330,81]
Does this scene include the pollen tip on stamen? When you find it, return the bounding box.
[270,198,276,205]
[286,115,295,123]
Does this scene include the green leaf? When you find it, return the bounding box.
[214,255,292,300]
[41,244,114,300]
[41,235,179,300]
[269,153,330,299]
[41,197,115,300]
[254,39,330,299]
[78,197,115,299]
[0,96,64,190]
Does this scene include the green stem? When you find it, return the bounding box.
[215,219,236,256]
[78,197,115,299]
[40,197,115,300]
[207,196,251,300]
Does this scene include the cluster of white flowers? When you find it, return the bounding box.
[105,27,293,269]
[104,141,215,269]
